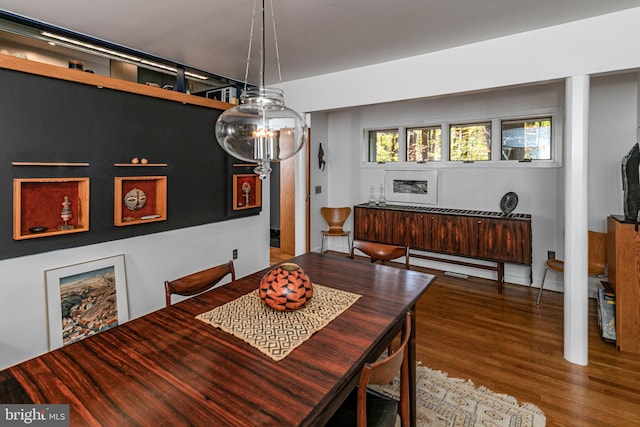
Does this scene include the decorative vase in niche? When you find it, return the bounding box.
[259,263,313,311]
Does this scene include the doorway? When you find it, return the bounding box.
[270,134,311,260]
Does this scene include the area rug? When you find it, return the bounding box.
[371,365,546,427]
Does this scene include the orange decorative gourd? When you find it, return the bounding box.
[259,263,313,311]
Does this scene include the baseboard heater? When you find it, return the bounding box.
[409,250,504,292]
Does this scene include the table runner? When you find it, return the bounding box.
[196,284,361,361]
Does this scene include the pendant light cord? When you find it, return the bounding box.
[243,0,282,95]
[269,0,283,88]
[259,0,265,89]
[242,0,258,97]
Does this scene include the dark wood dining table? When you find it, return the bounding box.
[0,252,435,426]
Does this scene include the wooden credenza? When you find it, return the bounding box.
[353,204,532,292]
[607,215,640,355]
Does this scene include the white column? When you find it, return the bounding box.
[564,75,590,365]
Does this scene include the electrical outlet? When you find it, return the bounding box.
[315,185,322,194]
[233,249,238,259]
[547,250,555,260]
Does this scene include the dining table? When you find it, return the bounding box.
[0,252,435,426]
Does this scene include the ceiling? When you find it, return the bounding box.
[0,0,639,85]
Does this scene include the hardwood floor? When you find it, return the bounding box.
[270,249,640,426]
[270,246,294,265]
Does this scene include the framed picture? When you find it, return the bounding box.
[232,173,262,210]
[45,254,129,350]
[384,170,438,205]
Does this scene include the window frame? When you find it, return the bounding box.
[500,115,553,162]
[367,128,400,163]
[361,108,562,169]
[448,121,492,162]
[406,125,442,163]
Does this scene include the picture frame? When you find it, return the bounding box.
[232,173,262,210]
[384,170,438,205]
[45,254,129,350]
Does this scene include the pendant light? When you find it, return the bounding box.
[215,0,307,179]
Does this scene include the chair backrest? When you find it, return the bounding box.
[588,230,607,276]
[356,312,411,427]
[164,260,235,307]
[321,207,351,233]
[350,239,409,269]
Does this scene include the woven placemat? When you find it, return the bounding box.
[196,284,361,361]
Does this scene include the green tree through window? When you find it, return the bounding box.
[369,129,399,162]
[407,127,441,162]
[449,123,491,161]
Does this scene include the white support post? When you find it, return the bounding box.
[564,75,590,366]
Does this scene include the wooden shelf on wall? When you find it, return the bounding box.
[13,177,90,240]
[114,163,168,167]
[0,54,232,111]
[12,162,90,167]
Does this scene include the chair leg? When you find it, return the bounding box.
[405,248,410,270]
[537,266,549,305]
[321,235,325,254]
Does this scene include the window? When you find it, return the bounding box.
[449,122,491,161]
[368,129,399,162]
[501,117,551,160]
[407,126,442,162]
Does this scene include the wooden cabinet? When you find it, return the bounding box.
[607,216,640,355]
[354,204,531,264]
[353,204,532,292]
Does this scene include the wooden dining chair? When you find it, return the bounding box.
[164,260,235,307]
[537,230,607,305]
[320,207,352,254]
[327,312,411,427]
[350,239,410,269]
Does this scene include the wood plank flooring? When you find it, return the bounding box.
[270,248,640,426]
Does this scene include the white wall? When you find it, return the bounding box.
[589,73,639,231]
[0,212,270,370]
[295,8,640,297]
[314,84,564,284]
[284,8,640,113]
[308,74,638,293]
[309,112,329,251]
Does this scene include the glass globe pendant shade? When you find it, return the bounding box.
[215,87,307,179]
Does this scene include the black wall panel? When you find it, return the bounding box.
[0,68,254,260]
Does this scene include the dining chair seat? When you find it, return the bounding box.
[350,239,410,269]
[536,230,606,305]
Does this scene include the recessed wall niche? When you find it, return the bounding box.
[114,176,167,226]
[13,177,90,240]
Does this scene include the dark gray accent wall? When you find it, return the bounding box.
[0,68,258,260]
